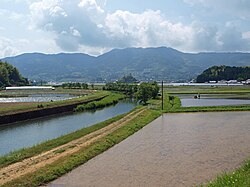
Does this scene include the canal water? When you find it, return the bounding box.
[0,101,136,156]
[177,94,250,107]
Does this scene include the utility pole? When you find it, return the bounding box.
[161,80,164,110]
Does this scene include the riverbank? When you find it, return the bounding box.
[0,91,109,125]
[0,107,161,186]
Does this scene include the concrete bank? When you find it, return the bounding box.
[48,111,250,187]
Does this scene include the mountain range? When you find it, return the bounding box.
[2,47,250,82]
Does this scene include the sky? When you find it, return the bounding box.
[0,0,250,58]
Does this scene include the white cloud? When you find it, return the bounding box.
[183,0,250,19]
[217,25,249,51]
[242,31,250,40]
[0,37,19,58]
[0,0,240,56]
[105,10,193,48]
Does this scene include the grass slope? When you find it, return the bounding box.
[2,109,161,187]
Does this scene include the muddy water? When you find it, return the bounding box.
[48,112,250,187]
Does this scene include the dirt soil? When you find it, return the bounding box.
[48,111,250,187]
[0,108,145,185]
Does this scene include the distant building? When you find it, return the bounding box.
[5,86,55,90]
[227,80,238,84]
[209,81,217,83]
[245,79,250,85]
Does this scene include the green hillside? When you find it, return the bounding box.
[196,65,250,83]
[0,61,29,88]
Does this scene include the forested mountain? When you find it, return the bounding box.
[2,47,250,82]
[0,61,29,87]
[196,65,250,83]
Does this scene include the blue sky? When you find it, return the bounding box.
[0,0,250,58]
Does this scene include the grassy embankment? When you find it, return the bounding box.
[74,92,125,111]
[162,84,250,112]
[2,108,161,187]
[200,159,250,187]
[164,85,250,94]
[0,90,109,116]
[0,92,125,168]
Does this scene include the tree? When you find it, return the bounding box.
[196,65,250,83]
[150,81,159,99]
[136,83,152,104]
[118,74,138,83]
[0,61,28,87]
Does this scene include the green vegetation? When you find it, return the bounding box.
[197,65,250,83]
[0,91,109,115]
[0,61,29,88]
[201,159,250,187]
[62,82,88,89]
[118,74,138,83]
[74,93,125,112]
[103,82,159,104]
[2,109,161,187]
[170,105,250,113]
[0,113,127,168]
[164,85,250,94]
[136,82,159,104]
[103,82,138,95]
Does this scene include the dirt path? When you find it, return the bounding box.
[0,107,145,185]
[48,111,250,187]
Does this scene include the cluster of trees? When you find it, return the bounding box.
[103,82,138,95]
[197,65,250,83]
[118,74,138,83]
[62,82,88,89]
[0,61,28,88]
[103,81,159,104]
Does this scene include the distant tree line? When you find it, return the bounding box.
[196,65,250,83]
[103,82,138,95]
[62,82,88,89]
[0,61,29,88]
[103,81,159,104]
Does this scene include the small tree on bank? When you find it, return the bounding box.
[136,82,159,104]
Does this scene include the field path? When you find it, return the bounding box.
[48,111,250,187]
[0,107,146,185]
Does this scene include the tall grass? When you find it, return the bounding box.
[74,93,125,112]
[200,159,250,187]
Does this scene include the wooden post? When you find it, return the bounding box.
[161,80,164,110]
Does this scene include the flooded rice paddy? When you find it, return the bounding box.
[48,111,250,187]
[177,93,250,107]
[0,94,77,102]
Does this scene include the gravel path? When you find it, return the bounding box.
[48,111,250,187]
[0,108,145,185]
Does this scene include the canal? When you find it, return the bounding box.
[0,101,136,156]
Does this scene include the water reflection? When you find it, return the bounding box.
[175,94,250,107]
